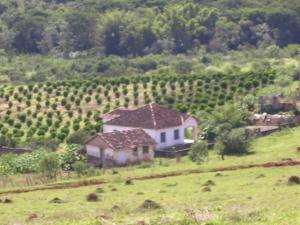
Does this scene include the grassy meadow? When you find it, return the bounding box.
[0,165,299,225]
[0,127,299,225]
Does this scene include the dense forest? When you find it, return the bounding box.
[0,0,299,55]
[0,0,299,83]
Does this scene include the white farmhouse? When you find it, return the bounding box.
[85,103,199,166]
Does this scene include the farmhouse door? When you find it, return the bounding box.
[100,149,104,166]
[117,151,127,164]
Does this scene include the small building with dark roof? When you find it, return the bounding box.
[85,129,156,166]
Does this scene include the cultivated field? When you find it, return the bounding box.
[0,128,299,225]
[0,69,275,144]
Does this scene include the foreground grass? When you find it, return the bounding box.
[0,166,299,225]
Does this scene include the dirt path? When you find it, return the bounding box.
[1,160,299,195]
[133,159,300,181]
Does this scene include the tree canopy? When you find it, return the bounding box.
[0,0,298,55]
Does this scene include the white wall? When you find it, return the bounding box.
[86,145,114,159]
[113,146,154,165]
[86,145,100,157]
[87,144,154,166]
[103,117,198,150]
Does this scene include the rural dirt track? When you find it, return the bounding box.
[1,159,299,195]
[133,159,300,181]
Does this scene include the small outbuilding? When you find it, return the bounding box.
[85,129,156,167]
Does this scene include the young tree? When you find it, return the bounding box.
[189,141,209,164]
[73,161,89,177]
[216,128,250,159]
[39,153,60,180]
[66,130,89,145]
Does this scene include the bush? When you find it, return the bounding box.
[66,130,90,145]
[189,141,209,164]
[39,153,60,179]
[86,193,98,202]
[288,176,300,185]
[59,144,83,170]
[216,128,250,157]
[73,161,89,177]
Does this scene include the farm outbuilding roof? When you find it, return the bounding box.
[85,129,156,151]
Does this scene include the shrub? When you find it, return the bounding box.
[189,141,209,164]
[139,199,161,210]
[86,193,98,202]
[59,144,83,170]
[216,128,250,157]
[66,130,90,145]
[39,153,60,179]
[73,161,89,177]
[85,96,91,103]
[288,176,300,185]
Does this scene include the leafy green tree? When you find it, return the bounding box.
[73,161,89,177]
[66,130,89,145]
[189,141,209,164]
[64,12,96,52]
[59,144,83,170]
[100,10,156,56]
[13,12,47,53]
[216,128,250,158]
[39,153,60,179]
[155,3,219,53]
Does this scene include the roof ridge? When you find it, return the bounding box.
[98,134,116,150]
[149,103,157,128]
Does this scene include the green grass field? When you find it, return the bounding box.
[0,128,299,225]
[0,166,299,225]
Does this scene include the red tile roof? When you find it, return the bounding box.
[101,103,195,129]
[85,129,156,151]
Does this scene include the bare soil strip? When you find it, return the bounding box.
[133,160,300,181]
[1,160,299,195]
[0,179,106,195]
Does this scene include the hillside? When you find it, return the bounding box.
[0,65,278,145]
[0,0,299,82]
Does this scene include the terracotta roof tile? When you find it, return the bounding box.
[101,103,195,129]
[85,129,156,151]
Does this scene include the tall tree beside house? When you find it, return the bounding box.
[202,103,250,142]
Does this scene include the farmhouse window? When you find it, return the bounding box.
[133,147,138,156]
[160,132,166,143]
[174,129,180,140]
[143,146,149,154]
